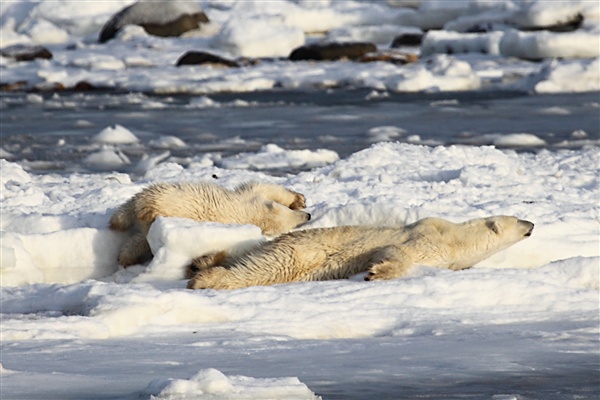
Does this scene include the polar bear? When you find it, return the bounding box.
[109,181,310,266]
[187,215,534,290]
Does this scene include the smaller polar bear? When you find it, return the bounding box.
[109,181,310,266]
[187,215,534,290]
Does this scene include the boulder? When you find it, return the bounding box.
[0,45,52,62]
[289,42,377,61]
[99,1,209,43]
[176,51,240,67]
[390,33,424,48]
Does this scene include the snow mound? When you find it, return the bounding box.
[84,147,131,171]
[143,368,320,400]
[133,218,264,283]
[217,144,339,171]
[93,124,139,144]
[212,18,304,58]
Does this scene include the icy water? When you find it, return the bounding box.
[1,90,599,175]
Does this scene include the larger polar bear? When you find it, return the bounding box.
[187,215,534,290]
[110,181,310,266]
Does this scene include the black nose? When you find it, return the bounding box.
[525,223,534,236]
[307,213,311,221]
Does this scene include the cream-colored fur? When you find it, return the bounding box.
[109,181,310,266]
[187,216,534,290]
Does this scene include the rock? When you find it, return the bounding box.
[289,42,377,61]
[359,50,418,65]
[99,1,209,43]
[176,51,239,67]
[1,81,29,92]
[73,81,98,91]
[390,33,424,48]
[0,44,52,62]
[142,12,209,38]
[521,13,583,32]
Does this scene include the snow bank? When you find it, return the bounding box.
[500,29,600,60]
[212,18,304,58]
[523,57,600,93]
[1,0,599,94]
[136,218,264,283]
[0,228,124,286]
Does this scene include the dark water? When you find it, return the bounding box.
[1,90,598,175]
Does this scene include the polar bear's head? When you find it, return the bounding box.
[449,215,534,268]
[482,215,534,243]
[252,198,311,237]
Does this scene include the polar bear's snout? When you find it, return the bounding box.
[519,219,534,237]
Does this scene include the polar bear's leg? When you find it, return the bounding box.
[186,251,229,278]
[118,233,152,267]
[364,245,413,281]
[236,182,306,210]
[187,266,239,290]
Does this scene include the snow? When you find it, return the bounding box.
[500,29,600,60]
[143,368,319,400]
[1,141,598,398]
[1,0,599,94]
[217,144,339,171]
[1,0,599,398]
[93,124,139,144]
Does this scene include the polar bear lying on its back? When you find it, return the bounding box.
[109,181,310,266]
[187,215,534,290]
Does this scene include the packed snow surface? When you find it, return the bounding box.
[1,142,598,398]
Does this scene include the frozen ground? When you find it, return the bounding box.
[1,0,599,94]
[1,1,599,399]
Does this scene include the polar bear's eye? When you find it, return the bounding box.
[486,220,500,234]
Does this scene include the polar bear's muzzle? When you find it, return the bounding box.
[519,220,534,237]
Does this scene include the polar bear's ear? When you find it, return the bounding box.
[486,220,500,234]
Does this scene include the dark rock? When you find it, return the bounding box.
[73,81,97,91]
[289,42,377,61]
[142,12,209,38]
[521,13,584,32]
[390,33,424,48]
[99,1,210,43]
[176,51,240,67]
[1,81,28,91]
[0,45,53,62]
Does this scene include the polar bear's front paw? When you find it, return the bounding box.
[187,267,229,290]
[289,192,306,210]
[365,261,407,281]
